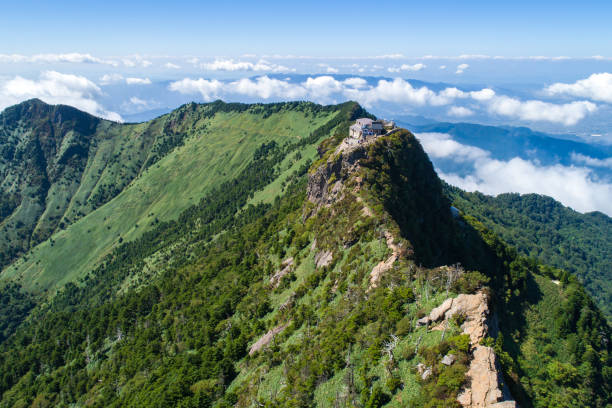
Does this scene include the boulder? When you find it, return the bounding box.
[441,354,456,366]
[422,292,490,344]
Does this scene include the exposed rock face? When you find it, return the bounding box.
[270,257,293,288]
[306,136,408,288]
[306,143,367,208]
[369,230,405,288]
[422,292,517,408]
[457,346,515,408]
[418,292,489,344]
[249,323,289,355]
[314,250,333,268]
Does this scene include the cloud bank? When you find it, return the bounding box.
[455,63,469,74]
[417,132,612,215]
[0,53,119,66]
[571,152,612,169]
[200,59,293,72]
[546,73,612,103]
[169,75,596,125]
[0,71,122,121]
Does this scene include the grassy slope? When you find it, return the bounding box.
[1,105,337,293]
[0,101,173,265]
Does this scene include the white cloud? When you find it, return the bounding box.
[122,56,152,68]
[486,95,596,126]
[402,63,426,71]
[99,73,124,85]
[168,78,224,101]
[420,54,592,61]
[342,77,368,89]
[164,62,181,69]
[571,152,612,169]
[439,65,447,70]
[201,59,292,72]
[0,71,122,121]
[456,63,469,74]
[126,77,152,85]
[470,88,495,101]
[229,76,307,99]
[344,78,457,107]
[317,63,339,73]
[417,132,612,215]
[546,73,612,103]
[166,75,596,126]
[417,132,488,161]
[435,87,594,125]
[129,97,149,106]
[388,63,426,73]
[448,106,474,117]
[0,53,118,66]
[120,97,158,114]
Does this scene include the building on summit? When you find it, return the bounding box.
[349,118,396,141]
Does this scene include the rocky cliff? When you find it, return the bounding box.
[420,292,517,407]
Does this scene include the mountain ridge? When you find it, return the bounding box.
[0,100,609,407]
[0,99,349,291]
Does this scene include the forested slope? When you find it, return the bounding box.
[446,187,612,319]
[0,106,608,408]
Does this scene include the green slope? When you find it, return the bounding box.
[446,187,612,320]
[0,122,608,408]
[0,99,189,267]
[1,100,343,293]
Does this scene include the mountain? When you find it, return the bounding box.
[0,101,609,408]
[446,187,612,320]
[0,98,192,269]
[1,99,346,293]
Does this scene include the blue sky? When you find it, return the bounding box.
[3,0,612,57]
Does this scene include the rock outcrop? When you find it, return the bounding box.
[306,135,408,288]
[306,144,367,208]
[249,323,289,355]
[417,292,489,345]
[369,230,405,288]
[314,250,333,269]
[270,257,294,288]
[421,292,517,408]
